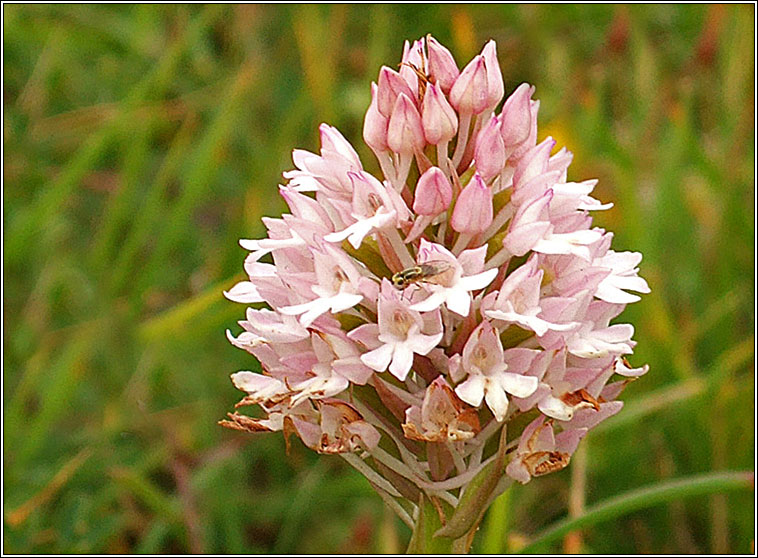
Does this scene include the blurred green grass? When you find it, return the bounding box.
[3,4,754,554]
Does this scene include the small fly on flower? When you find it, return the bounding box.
[391,260,455,289]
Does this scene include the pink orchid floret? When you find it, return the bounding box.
[450,321,539,421]
[349,280,443,381]
[222,33,650,526]
[483,254,578,336]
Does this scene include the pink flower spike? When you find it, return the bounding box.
[474,115,506,181]
[387,93,425,155]
[224,35,650,497]
[481,40,504,110]
[413,166,452,216]
[363,83,389,152]
[426,35,459,94]
[422,82,458,145]
[500,83,534,147]
[451,173,493,234]
[449,55,489,115]
[377,66,417,117]
[409,240,498,317]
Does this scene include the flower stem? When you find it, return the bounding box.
[451,112,472,168]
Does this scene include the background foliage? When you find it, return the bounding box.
[3,4,754,554]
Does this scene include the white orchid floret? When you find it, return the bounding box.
[286,332,372,407]
[283,124,363,198]
[236,216,307,264]
[593,249,651,304]
[223,259,279,304]
[236,307,310,343]
[533,227,605,262]
[409,240,498,317]
[279,186,336,230]
[483,255,578,336]
[348,279,442,381]
[451,321,539,421]
[279,243,372,327]
[538,291,637,359]
[324,171,410,249]
[550,179,614,215]
[531,349,602,421]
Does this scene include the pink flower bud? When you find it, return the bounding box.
[427,36,459,94]
[413,166,453,216]
[474,115,506,180]
[422,83,458,144]
[377,66,417,117]
[451,173,493,234]
[501,83,534,147]
[509,99,540,162]
[387,93,425,154]
[363,83,388,152]
[400,39,425,93]
[449,55,489,115]
[481,40,504,110]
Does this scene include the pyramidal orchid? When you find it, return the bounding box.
[222,35,649,553]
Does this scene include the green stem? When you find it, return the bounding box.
[518,470,753,553]
[406,494,464,554]
[480,489,510,554]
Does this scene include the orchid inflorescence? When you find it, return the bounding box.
[221,35,649,540]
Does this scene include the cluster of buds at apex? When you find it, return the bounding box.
[223,35,650,530]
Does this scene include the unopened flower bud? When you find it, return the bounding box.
[481,40,504,110]
[387,93,425,154]
[501,83,534,147]
[413,166,453,216]
[474,115,506,180]
[451,173,493,233]
[363,83,389,152]
[449,55,489,115]
[377,66,417,118]
[400,39,425,92]
[509,98,540,162]
[422,83,458,144]
[427,35,460,94]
